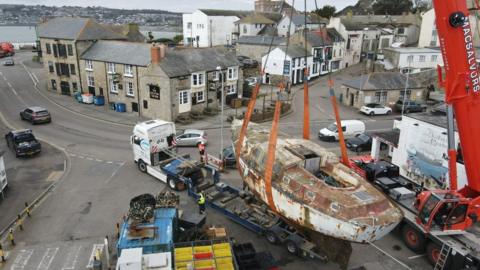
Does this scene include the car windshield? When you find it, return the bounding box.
[366,103,377,108]
[357,134,370,142]
[223,147,233,157]
[327,123,337,132]
[15,133,34,143]
[36,110,49,116]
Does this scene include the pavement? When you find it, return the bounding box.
[0,51,432,270]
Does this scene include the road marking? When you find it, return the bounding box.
[78,155,84,159]
[86,157,94,161]
[10,249,34,270]
[69,153,77,157]
[32,73,39,84]
[86,244,104,269]
[61,246,82,270]
[105,162,125,184]
[46,171,63,182]
[36,247,59,270]
[95,159,103,162]
[106,161,113,164]
[408,254,425,260]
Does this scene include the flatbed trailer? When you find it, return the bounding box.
[357,159,480,269]
[186,180,327,262]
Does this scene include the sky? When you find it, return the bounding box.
[0,0,358,13]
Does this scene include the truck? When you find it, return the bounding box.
[5,129,42,157]
[0,151,7,198]
[0,42,14,58]
[351,157,480,269]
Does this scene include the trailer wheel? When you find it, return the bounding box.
[285,240,298,255]
[138,160,147,173]
[426,241,441,266]
[402,224,426,253]
[265,230,278,244]
[167,177,179,191]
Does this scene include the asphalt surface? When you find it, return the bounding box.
[0,52,431,270]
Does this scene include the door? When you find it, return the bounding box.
[88,86,95,95]
[176,134,189,146]
[178,90,191,114]
[23,109,33,121]
[60,81,71,96]
[296,69,301,84]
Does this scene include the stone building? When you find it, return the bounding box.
[340,72,425,109]
[235,36,286,63]
[79,42,241,121]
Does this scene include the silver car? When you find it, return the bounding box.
[175,129,207,146]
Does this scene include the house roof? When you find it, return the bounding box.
[278,45,312,58]
[237,13,274,24]
[236,35,286,46]
[199,9,251,18]
[339,14,421,31]
[291,14,314,25]
[38,17,126,41]
[306,31,332,47]
[342,72,423,91]
[383,47,441,54]
[159,47,240,77]
[104,23,146,43]
[81,40,152,66]
[327,28,345,42]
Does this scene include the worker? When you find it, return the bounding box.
[25,202,31,217]
[0,244,5,262]
[198,142,206,163]
[8,229,14,246]
[94,248,101,261]
[17,215,23,231]
[197,192,206,214]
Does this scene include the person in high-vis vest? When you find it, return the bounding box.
[8,229,14,246]
[0,244,5,262]
[197,192,206,214]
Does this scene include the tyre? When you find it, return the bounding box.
[137,160,147,173]
[426,241,441,266]
[167,177,178,190]
[386,110,392,115]
[355,146,362,153]
[20,113,24,120]
[285,240,298,255]
[402,224,426,253]
[265,230,278,244]
[422,107,427,112]
[369,111,374,116]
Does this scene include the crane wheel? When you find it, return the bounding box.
[426,241,441,266]
[402,224,426,253]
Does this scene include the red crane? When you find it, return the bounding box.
[414,0,480,232]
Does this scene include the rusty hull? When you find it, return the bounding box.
[232,120,403,243]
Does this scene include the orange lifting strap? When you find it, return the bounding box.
[329,80,350,167]
[264,99,282,212]
[236,82,261,163]
[303,68,310,140]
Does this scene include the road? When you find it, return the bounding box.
[0,52,430,269]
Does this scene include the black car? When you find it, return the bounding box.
[346,133,372,152]
[222,146,236,168]
[394,100,427,113]
[5,129,41,157]
[20,106,52,124]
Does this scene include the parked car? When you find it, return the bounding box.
[242,58,258,68]
[430,102,447,115]
[318,120,365,141]
[222,146,236,167]
[175,129,207,146]
[394,100,427,113]
[347,133,389,152]
[20,107,52,124]
[360,103,392,116]
[2,58,14,66]
[245,77,259,87]
[5,129,41,157]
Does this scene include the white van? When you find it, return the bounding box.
[318,120,365,141]
[0,153,7,196]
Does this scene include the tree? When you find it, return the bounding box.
[313,5,336,19]
[372,0,413,15]
[173,35,183,44]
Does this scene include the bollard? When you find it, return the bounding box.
[116,223,120,239]
[104,236,110,269]
[0,244,5,262]
[8,229,15,246]
[17,215,23,231]
[25,202,31,217]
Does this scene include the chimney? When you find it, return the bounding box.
[151,44,161,64]
[159,43,167,59]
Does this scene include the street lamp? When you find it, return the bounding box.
[216,66,224,161]
[401,59,412,115]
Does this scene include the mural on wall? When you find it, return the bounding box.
[402,126,449,189]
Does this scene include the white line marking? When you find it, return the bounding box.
[95,159,103,162]
[10,249,34,270]
[32,73,39,83]
[7,82,12,88]
[106,161,113,164]
[69,153,77,157]
[61,246,82,270]
[86,157,94,161]
[105,162,125,184]
[36,247,59,270]
[78,156,84,159]
[86,244,104,269]
[408,254,425,260]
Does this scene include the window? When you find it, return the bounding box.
[70,64,76,75]
[72,82,78,91]
[51,79,57,90]
[179,90,189,105]
[419,55,426,62]
[399,90,411,101]
[212,71,219,81]
[193,90,205,104]
[187,22,192,29]
[87,75,95,87]
[143,100,148,109]
[192,73,204,86]
[407,55,413,63]
[124,65,133,76]
[46,43,51,54]
[397,27,405,34]
[59,63,69,77]
[67,44,73,56]
[52,44,58,57]
[226,84,237,94]
[228,67,238,80]
[243,25,247,34]
[107,62,115,74]
[132,102,139,112]
[109,79,118,93]
[48,61,54,73]
[431,55,438,62]
[85,60,93,71]
[57,44,67,57]
[126,81,134,97]
[313,63,318,74]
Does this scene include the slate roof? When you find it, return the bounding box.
[291,14,313,25]
[278,45,312,58]
[81,40,152,66]
[236,36,286,46]
[104,24,146,43]
[199,9,251,18]
[38,17,126,41]
[340,14,421,31]
[342,72,423,90]
[159,47,240,77]
[327,28,345,42]
[237,13,274,24]
[305,31,332,47]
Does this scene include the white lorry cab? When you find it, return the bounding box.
[131,120,176,172]
[0,151,8,197]
[318,120,365,141]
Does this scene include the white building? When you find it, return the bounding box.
[418,9,480,48]
[183,9,249,47]
[234,13,276,38]
[382,47,443,74]
[328,17,364,68]
[277,14,324,37]
[261,45,315,85]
